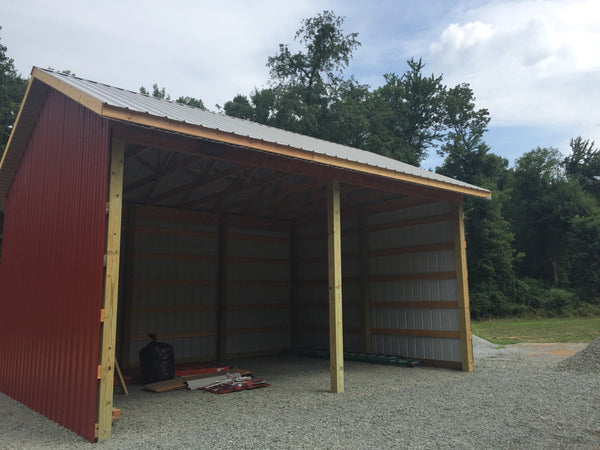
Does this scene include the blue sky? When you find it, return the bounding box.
[1,0,598,169]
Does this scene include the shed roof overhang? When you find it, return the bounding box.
[0,67,491,211]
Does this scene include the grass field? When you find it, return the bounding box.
[471,316,600,345]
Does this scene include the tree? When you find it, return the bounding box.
[225,11,361,139]
[436,83,495,185]
[507,147,591,286]
[435,82,519,317]
[1,27,28,156]
[139,83,170,100]
[563,137,600,201]
[224,94,256,120]
[568,209,600,303]
[266,10,360,106]
[0,27,28,253]
[368,59,445,165]
[139,84,205,110]
[176,96,205,110]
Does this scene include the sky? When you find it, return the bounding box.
[1,0,598,169]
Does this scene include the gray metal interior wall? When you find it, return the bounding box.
[124,209,295,363]
[225,226,291,355]
[296,216,362,352]
[125,211,220,365]
[367,202,462,362]
[296,201,463,363]
[122,198,463,365]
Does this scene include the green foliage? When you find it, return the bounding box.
[1,27,28,156]
[568,211,600,303]
[564,137,600,200]
[224,94,255,120]
[267,10,360,96]
[260,10,360,139]
[139,85,206,110]
[0,28,28,253]
[369,59,445,165]
[507,148,591,286]
[223,11,364,142]
[176,96,205,109]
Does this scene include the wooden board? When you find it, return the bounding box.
[143,377,187,393]
[453,199,474,372]
[97,138,125,441]
[327,180,344,394]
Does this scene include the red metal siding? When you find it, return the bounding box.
[0,89,109,442]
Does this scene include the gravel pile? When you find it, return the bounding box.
[1,340,599,449]
[557,336,600,373]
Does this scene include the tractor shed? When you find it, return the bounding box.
[0,68,490,442]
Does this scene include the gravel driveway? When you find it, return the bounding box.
[1,337,599,449]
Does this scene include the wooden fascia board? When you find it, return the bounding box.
[31,67,105,115]
[101,105,491,200]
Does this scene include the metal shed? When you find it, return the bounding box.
[0,68,490,442]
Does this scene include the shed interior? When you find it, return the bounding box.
[113,124,467,371]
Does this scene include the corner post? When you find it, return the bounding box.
[453,198,474,372]
[97,138,125,441]
[327,180,344,393]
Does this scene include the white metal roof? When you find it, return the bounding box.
[37,68,489,196]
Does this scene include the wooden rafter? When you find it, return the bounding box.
[147,164,248,205]
[124,154,199,194]
[124,144,151,162]
[181,167,257,209]
[222,172,295,213]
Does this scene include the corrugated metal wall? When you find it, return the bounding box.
[122,206,220,366]
[0,89,109,442]
[295,201,462,364]
[367,202,462,362]
[296,215,363,352]
[226,223,291,355]
[120,207,292,364]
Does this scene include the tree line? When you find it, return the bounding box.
[1,14,599,318]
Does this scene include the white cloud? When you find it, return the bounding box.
[1,0,331,108]
[428,0,600,146]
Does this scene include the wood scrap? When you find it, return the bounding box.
[143,376,187,393]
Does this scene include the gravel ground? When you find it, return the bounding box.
[1,337,599,449]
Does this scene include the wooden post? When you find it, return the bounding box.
[327,180,344,393]
[290,222,300,349]
[358,207,371,353]
[217,216,229,360]
[453,198,474,372]
[120,204,137,369]
[97,138,125,441]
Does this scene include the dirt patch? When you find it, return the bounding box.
[515,342,588,358]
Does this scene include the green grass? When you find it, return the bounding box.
[472,317,600,345]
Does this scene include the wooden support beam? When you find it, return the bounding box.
[371,328,461,339]
[453,198,474,372]
[358,208,371,353]
[97,138,125,442]
[217,217,229,360]
[327,179,344,394]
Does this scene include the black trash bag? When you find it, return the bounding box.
[139,333,175,384]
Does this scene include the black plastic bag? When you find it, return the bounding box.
[139,333,175,384]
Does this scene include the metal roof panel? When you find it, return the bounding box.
[35,68,489,196]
